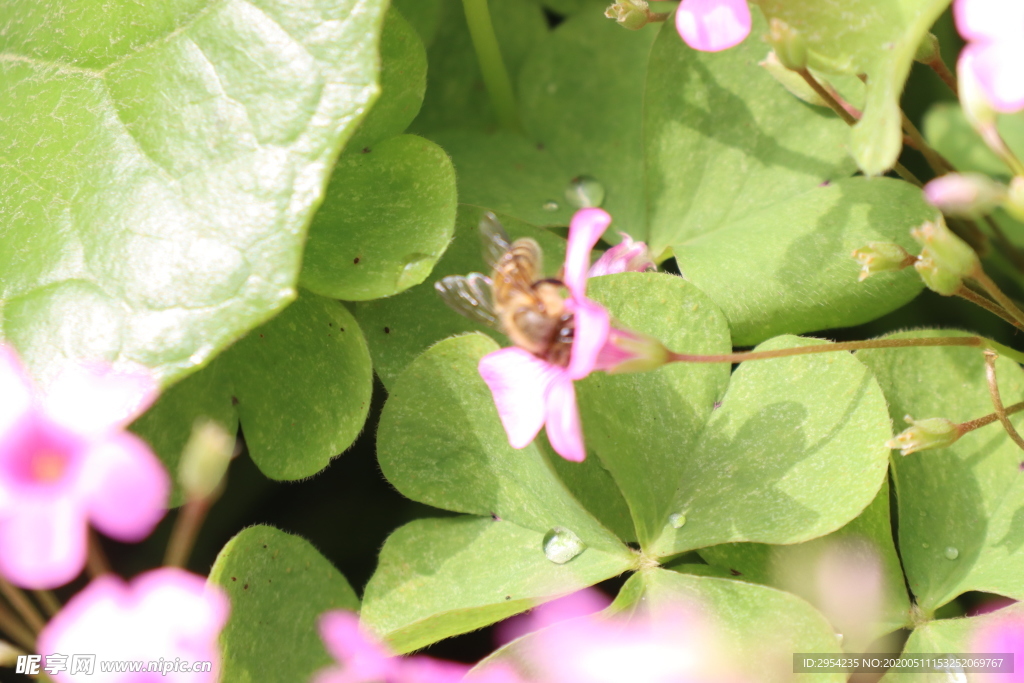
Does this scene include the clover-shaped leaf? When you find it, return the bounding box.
[859,331,1024,612]
[351,206,567,388]
[754,0,950,176]
[362,333,635,652]
[699,481,913,645]
[133,290,372,486]
[0,0,387,384]
[471,568,845,683]
[210,525,359,683]
[675,177,934,345]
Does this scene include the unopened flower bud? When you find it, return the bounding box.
[851,242,914,281]
[595,328,670,374]
[179,420,235,502]
[923,173,1007,217]
[886,415,960,455]
[1005,177,1024,221]
[766,18,807,71]
[914,32,940,64]
[760,51,829,107]
[605,0,650,30]
[911,218,980,295]
[590,234,655,277]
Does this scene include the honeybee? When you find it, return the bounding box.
[435,212,574,367]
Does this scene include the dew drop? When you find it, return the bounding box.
[669,512,687,529]
[542,527,586,564]
[565,175,606,209]
[542,200,559,212]
[944,546,959,560]
[922,542,930,549]
[396,253,434,290]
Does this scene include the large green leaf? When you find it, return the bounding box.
[300,134,457,301]
[392,0,442,46]
[133,290,373,483]
[209,525,359,683]
[699,480,913,645]
[518,10,661,240]
[361,517,635,654]
[408,0,547,134]
[471,568,845,683]
[351,206,567,388]
[650,335,892,558]
[0,0,387,383]
[754,0,951,175]
[644,9,855,255]
[675,177,934,346]
[577,273,732,547]
[859,331,1024,612]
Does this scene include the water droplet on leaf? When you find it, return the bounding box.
[396,253,434,290]
[669,513,687,529]
[542,527,586,564]
[944,546,959,560]
[542,200,559,212]
[922,542,930,548]
[565,175,605,209]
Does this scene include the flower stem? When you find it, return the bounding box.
[797,69,857,126]
[956,284,1024,331]
[958,400,1024,435]
[462,0,520,131]
[668,335,1024,366]
[971,267,1024,327]
[86,530,112,579]
[31,591,60,618]
[984,350,1024,451]
[164,498,211,569]
[901,110,954,174]
[0,601,34,652]
[925,55,958,94]
[0,578,44,633]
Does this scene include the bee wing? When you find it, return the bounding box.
[479,212,512,270]
[434,273,501,329]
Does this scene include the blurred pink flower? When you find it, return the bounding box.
[496,588,610,645]
[676,0,751,53]
[478,208,614,462]
[315,611,519,683]
[0,346,168,588]
[588,234,654,277]
[954,0,1024,112]
[37,568,229,683]
[971,610,1024,683]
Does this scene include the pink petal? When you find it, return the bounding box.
[971,612,1024,683]
[676,0,752,52]
[318,611,396,682]
[81,433,169,542]
[544,374,585,462]
[399,656,471,683]
[498,588,611,644]
[564,208,612,298]
[0,498,87,589]
[134,568,230,665]
[588,234,654,277]
[955,0,1024,42]
[0,345,33,441]
[565,299,610,380]
[38,574,123,660]
[962,41,1024,113]
[479,348,561,450]
[44,362,159,436]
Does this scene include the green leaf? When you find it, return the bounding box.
[133,290,373,483]
[754,0,950,175]
[300,135,457,301]
[650,335,892,559]
[881,603,1024,683]
[351,206,566,389]
[0,0,387,383]
[518,11,661,240]
[923,102,1024,178]
[346,8,427,152]
[209,525,359,683]
[377,333,627,552]
[699,480,913,645]
[129,366,238,507]
[392,0,442,46]
[674,177,934,346]
[858,330,1024,612]
[408,0,547,134]
[429,129,576,228]
[576,273,732,547]
[644,9,855,255]
[472,568,845,683]
[361,516,635,654]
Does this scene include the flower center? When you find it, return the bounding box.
[30,450,69,483]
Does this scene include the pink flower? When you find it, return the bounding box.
[676,0,752,53]
[315,611,519,683]
[588,234,655,277]
[955,0,1024,112]
[478,209,614,462]
[0,346,168,588]
[496,588,610,645]
[37,568,229,682]
[971,611,1024,682]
